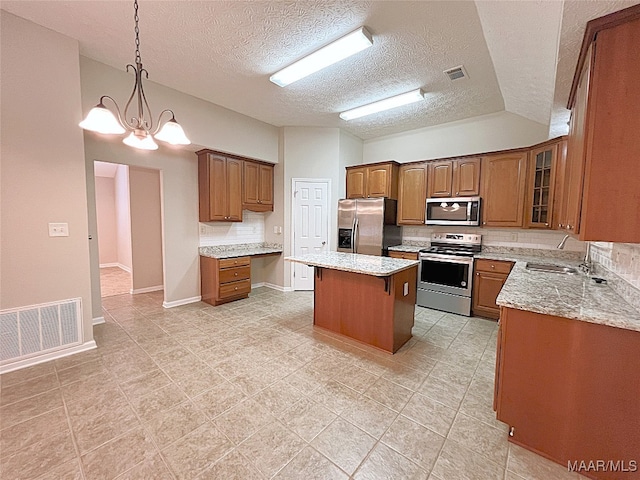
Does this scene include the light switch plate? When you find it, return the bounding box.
[403,282,409,296]
[49,223,69,237]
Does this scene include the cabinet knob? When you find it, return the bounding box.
[234,261,238,264]
[483,222,487,225]
[491,264,495,269]
[234,272,238,276]
[567,225,573,230]
[558,223,564,228]
[545,223,549,227]
[456,192,459,195]
[234,287,238,290]
[476,272,480,276]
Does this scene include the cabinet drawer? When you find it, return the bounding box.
[219,265,250,284]
[219,279,251,299]
[219,256,250,269]
[389,251,419,260]
[475,259,513,274]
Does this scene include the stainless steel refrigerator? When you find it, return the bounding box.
[337,198,402,256]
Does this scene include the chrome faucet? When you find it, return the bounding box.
[580,242,592,274]
[556,235,570,249]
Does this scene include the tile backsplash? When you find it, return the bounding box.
[590,242,640,311]
[199,211,265,246]
[402,226,586,252]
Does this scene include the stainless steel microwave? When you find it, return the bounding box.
[425,196,481,226]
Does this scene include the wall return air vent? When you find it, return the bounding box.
[444,65,469,81]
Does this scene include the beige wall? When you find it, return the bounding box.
[114,165,132,272]
[262,139,286,288]
[363,111,549,164]
[0,12,93,341]
[129,166,163,292]
[95,176,118,265]
[338,130,364,199]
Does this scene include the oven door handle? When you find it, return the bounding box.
[419,253,474,265]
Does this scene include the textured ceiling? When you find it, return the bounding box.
[2,1,638,141]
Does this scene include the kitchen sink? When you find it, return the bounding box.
[525,263,578,274]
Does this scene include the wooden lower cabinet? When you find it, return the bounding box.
[495,307,640,479]
[472,259,514,319]
[313,266,417,353]
[201,256,251,306]
[388,251,419,260]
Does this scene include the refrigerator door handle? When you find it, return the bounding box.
[353,218,359,253]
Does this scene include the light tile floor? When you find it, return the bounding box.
[0,288,588,480]
[100,267,131,297]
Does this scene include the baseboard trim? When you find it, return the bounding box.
[100,263,131,273]
[130,285,164,295]
[263,283,294,292]
[251,282,266,289]
[163,296,201,309]
[92,316,105,326]
[0,341,97,374]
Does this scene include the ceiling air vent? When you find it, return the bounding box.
[444,65,468,81]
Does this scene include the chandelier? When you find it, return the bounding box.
[79,0,190,150]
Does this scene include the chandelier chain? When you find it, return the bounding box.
[134,0,141,65]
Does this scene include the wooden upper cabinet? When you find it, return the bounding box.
[453,157,481,197]
[198,151,243,222]
[564,8,640,242]
[427,157,480,198]
[397,163,428,225]
[525,143,558,229]
[346,162,399,199]
[427,160,453,197]
[480,152,528,227]
[346,167,367,199]
[243,161,274,212]
[552,140,568,231]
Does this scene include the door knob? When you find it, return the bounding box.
[322,241,326,246]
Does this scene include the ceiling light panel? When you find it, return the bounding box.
[340,89,426,121]
[270,27,373,87]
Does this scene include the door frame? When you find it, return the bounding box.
[290,178,332,290]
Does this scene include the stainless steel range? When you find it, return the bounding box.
[417,233,482,316]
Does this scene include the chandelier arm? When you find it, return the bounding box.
[123,64,142,129]
[152,109,176,135]
[139,68,153,132]
[99,95,129,131]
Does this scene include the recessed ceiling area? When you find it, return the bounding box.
[2,1,638,141]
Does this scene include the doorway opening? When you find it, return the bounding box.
[94,161,164,299]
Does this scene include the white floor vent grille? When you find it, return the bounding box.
[0,298,82,365]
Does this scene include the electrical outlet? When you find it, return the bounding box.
[200,225,206,234]
[49,223,69,237]
[509,233,518,242]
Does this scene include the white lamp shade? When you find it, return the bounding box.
[79,105,126,134]
[154,119,191,145]
[123,132,158,150]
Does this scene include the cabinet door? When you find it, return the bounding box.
[472,270,508,320]
[208,154,228,221]
[525,145,557,229]
[243,161,260,206]
[481,152,528,227]
[366,165,391,198]
[427,160,453,198]
[226,159,243,221]
[397,163,428,225]
[563,46,591,235]
[453,157,481,196]
[346,167,367,199]
[259,164,274,207]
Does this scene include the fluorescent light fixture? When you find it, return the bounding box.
[340,89,426,121]
[270,27,373,87]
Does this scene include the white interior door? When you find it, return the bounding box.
[293,180,329,291]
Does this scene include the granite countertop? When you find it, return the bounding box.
[199,243,283,259]
[388,244,425,253]
[286,252,419,277]
[496,260,640,333]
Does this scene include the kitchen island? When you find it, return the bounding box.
[286,252,418,353]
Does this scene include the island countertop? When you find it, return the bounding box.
[199,243,283,259]
[286,252,418,277]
